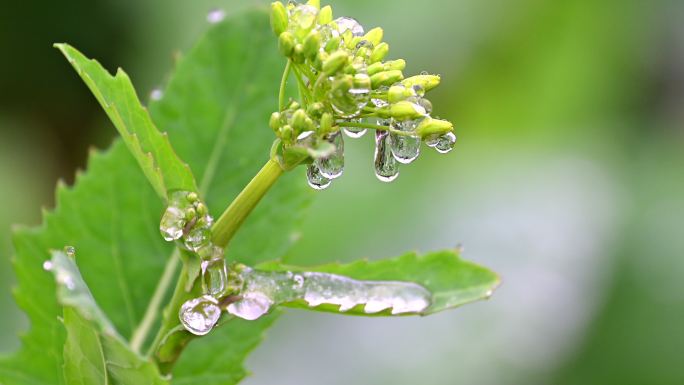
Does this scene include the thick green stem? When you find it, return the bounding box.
[212,158,283,248]
[150,158,284,371]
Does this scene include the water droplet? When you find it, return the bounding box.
[390,119,421,164]
[316,131,344,179]
[341,119,366,138]
[293,274,304,289]
[43,260,53,271]
[289,4,318,32]
[184,226,211,251]
[427,132,456,154]
[329,73,371,118]
[201,257,228,297]
[306,163,332,190]
[57,271,75,290]
[334,17,364,37]
[160,207,185,241]
[64,246,76,258]
[374,131,399,182]
[150,88,163,101]
[371,98,389,108]
[226,292,273,321]
[316,24,340,47]
[179,295,221,336]
[206,8,226,23]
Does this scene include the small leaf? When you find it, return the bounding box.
[257,249,500,316]
[48,249,167,384]
[55,43,199,200]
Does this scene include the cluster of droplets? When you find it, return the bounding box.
[269,0,457,189]
[225,266,432,321]
[159,191,238,336]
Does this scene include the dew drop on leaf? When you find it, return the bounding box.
[226,292,273,321]
[179,295,221,336]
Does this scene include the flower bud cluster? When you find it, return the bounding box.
[269,0,456,189]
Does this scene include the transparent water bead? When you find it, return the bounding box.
[374,130,399,182]
[226,292,273,321]
[306,162,332,190]
[426,132,457,154]
[201,257,228,297]
[341,119,366,138]
[289,4,318,33]
[150,88,163,101]
[179,295,221,336]
[334,17,364,37]
[206,8,226,24]
[159,190,195,241]
[184,226,211,252]
[390,119,421,164]
[227,268,431,320]
[316,131,344,179]
[329,73,371,118]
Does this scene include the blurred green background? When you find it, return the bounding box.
[1,0,683,384]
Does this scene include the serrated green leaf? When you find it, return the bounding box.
[257,249,500,316]
[54,43,198,200]
[47,249,167,385]
[1,7,311,385]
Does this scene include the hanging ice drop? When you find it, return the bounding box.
[316,131,344,179]
[179,295,221,336]
[374,130,399,182]
[306,163,332,190]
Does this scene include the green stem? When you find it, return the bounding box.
[130,250,180,354]
[279,60,292,111]
[212,158,284,248]
[150,158,285,371]
[339,121,390,131]
[292,66,312,104]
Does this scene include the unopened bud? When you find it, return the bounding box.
[306,0,320,9]
[364,27,384,46]
[292,44,305,63]
[370,69,404,88]
[270,2,288,36]
[319,112,333,134]
[370,42,389,63]
[292,109,309,132]
[415,117,453,137]
[377,101,425,120]
[402,74,440,91]
[324,35,341,53]
[385,59,405,71]
[278,31,295,57]
[280,125,293,141]
[387,85,412,103]
[303,30,321,60]
[269,112,282,131]
[322,50,348,75]
[318,5,333,24]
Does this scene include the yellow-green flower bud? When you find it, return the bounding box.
[306,0,320,10]
[370,69,404,88]
[292,109,309,132]
[319,112,333,134]
[278,31,295,57]
[364,27,384,46]
[370,42,389,63]
[292,43,305,63]
[387,85,412,103]
[318,5,333,24]
[269,112,282,131]
[303,30,321,60]
[307,102,325,118]
[270,2,288,36]
[324,35,341,53]
[347,36,362,50]
[377,101,425,120]
[322,50,349,75]
[385,59,406,71]
[415,117,453,137]
[402,74,440,91]
[280,125,293,141]
[367,62,384,75]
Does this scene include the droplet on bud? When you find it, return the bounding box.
[426,132,456,154]
[329,73,371,118]
[374,130,399,182]
[334,17,364,37]
[289,4,319,33]
[306,163,332,190]
[179,295,221,336]
[201,257,228,297]
[390,119,421,164]
[160,206,185,241]
[184,226,212,251]
[316,131,344,179]
[341,119,367,138]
